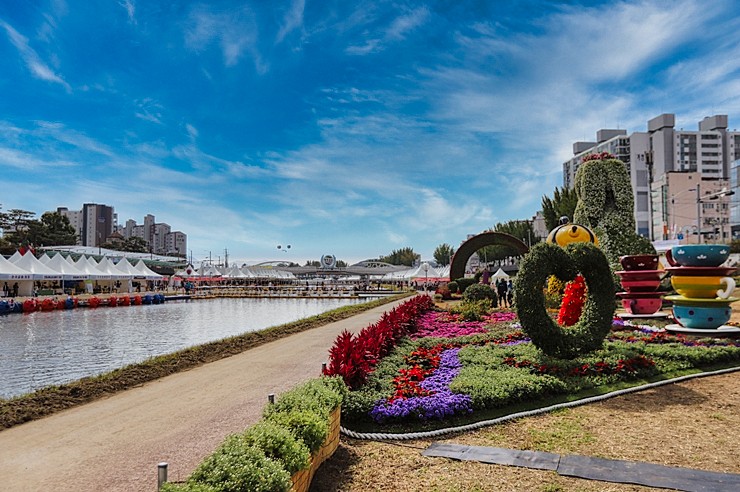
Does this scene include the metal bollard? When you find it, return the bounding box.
[157,462,168,490]
[321,362,327,374]
[268,393,275,404]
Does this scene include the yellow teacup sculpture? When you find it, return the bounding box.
[670,275,736,299]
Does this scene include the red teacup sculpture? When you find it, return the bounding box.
[616,254,666,315]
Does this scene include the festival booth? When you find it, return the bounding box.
[111,258,145,293]
[9,251,63,296]
[491,268,510,280]
[75,256,111,294]
[44,252,90,293]
[0,255,33,297]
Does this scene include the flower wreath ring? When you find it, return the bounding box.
[514,242,615,359]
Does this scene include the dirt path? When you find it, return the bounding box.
[0,299,408,492]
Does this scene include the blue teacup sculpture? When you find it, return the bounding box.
[666,244,730,268]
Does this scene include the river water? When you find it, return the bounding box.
[0,297,375,399]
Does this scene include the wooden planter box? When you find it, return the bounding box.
[291,406,341,492]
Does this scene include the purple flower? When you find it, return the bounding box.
[370,348,472,422]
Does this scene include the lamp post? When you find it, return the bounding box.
[421,262,430,293]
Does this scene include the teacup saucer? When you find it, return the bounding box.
[665,324,740,337]
[664,295,739,306]
[665,266,737,277]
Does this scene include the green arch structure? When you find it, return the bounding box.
[449,232,530,281]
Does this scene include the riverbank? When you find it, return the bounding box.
[0,293,412,429]
[0,295,414,491]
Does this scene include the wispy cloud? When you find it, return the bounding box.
[183,4,266,72]
[276,0,304,44]
[118,0,136,24]
[345,5,430,55]
[0,19,71,92]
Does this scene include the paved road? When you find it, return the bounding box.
[0,298,409,491]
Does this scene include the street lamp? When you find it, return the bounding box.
[421,262,430,293]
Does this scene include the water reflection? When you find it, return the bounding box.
[0,297,372,399]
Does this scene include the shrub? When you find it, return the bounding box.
[265,409,329,453]
[436,284,452,300]
[447,281,459,294]
[448,299,493,321]
[241,421,310,474]
[454,278,476,293]
[462,283,496,303]
[264,377,346,420]
[188,436,291,492]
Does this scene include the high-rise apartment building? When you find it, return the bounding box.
[563,113,740,242]
[121,213,187,256]
[57,203,116,246]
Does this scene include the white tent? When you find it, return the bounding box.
[45,253,89,281]
[491,268,510,280]
[96,257,129,280]
[10,252,63,281]
[223,265,247,278]
[74,256,109,280]
[133,260,163,280]
[0,255,33,280]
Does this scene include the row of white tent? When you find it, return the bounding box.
[176,263,296,280]
[0,251,162,297]
[379,263,451,281]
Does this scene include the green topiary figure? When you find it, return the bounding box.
[572,152,655,277]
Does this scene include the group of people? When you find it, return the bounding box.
[2,282,19,298]
[495,277,514,307]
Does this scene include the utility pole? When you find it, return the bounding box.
[224,248,229,268]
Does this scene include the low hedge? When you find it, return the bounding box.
[161,376,347,492]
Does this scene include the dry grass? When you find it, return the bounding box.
[311,307,740,492]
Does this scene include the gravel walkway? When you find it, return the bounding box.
[0,298,408,491]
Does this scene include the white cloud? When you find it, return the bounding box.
[345,5,430,55]
[118,0,136,24]
[184,5,266,72]
[276,0,304,44]
[0,20,71,92]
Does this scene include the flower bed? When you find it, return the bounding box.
[343,307,740,429]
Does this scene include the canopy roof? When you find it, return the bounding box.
[0,255,33,280]
[10,251,63,280]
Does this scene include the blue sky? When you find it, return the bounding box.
[1,1,740,265]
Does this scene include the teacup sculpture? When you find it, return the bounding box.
[616,254,666,316]
[664,244,738,331]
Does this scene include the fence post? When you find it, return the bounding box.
[268,393,275,404]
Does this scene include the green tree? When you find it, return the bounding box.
[541,186,578,231]
[0,208,37,248]
[121,236,150,253]
[33,212,78,245]
[433,243,455,266]
[378,247,419,266]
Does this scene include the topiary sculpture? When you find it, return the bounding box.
[572,152,655,277]
[514,241,615,359]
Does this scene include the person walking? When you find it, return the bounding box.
[12,282,19,297]
[497,278,508,308]
[2,282,8,298]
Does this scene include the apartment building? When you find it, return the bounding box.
[57,203,116,247]
[563,113,740,242]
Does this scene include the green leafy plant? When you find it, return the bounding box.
[462,284,496,303]
[240,421,310,474]
[188,437,292,492]
[265,409,329,454]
